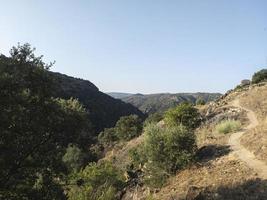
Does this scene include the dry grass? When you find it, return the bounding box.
[215,120,241,134]
[238,83,267,164]
[241,122,267,165]
[102,134,144,170]
[154,155,257,200]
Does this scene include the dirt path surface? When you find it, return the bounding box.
[228,99,267,179]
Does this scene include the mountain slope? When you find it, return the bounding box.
[51,72,145,133]
[119,92,221,114]
[107,92,133,99]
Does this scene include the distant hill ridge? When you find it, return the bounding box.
[108,92,221,114]
[51,72,145,133]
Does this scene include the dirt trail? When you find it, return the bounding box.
[228,99,267,179]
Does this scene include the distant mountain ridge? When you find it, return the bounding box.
[51,72,145,133]
[108,92,221,114]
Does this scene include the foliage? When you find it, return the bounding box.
[52,73,145,134]
[196,98,206,105]
[215,120,241,134]
[143,123,196,173]
[144,112,163,125]
[252,69,267,84]
[62,144,85,172]
[0,44,89,199]
[120,93,221,114]
[67,161,125,200]
[142,162,169,188]
[98,115,143,146]
[129,123,196,187]
[98,127,118,145]
[115,115,143,141]
[164,103,201,129]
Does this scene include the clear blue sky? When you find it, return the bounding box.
[0,0,266,94]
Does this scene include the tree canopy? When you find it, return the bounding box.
[0,44,90,199]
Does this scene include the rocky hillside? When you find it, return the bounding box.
[51,72,145,133]
[116,92,221,114]
[103,82,267,200]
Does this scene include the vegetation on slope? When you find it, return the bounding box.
[0,43,92,199]
[119,92,221,114]
[52,72,145,133]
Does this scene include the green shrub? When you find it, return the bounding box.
[129,123,196,187]
[143,123,196,173]
[115,115,143,141]
[196,98,206,105]
[252,69,267,84]
[164,103,201,129]
[143,162,169,188]
[144,112,163,125]
[62,144,85,172]
[67,161,125,200]
[98,115,143,146]
[98,127,118,145]
[215,120,241,134]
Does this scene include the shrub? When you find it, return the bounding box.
[143,162,169,188]
[144,112,163,125]
[115,115,143,141]
[67,161,125,200]
[252,69,267,84]
[62,144,85,172]
[164,103,201,129]
[144,123,196,173]
[98,115,143,146]
[196,98,206,105]
[215,120,241,134]
[98,127,118,145]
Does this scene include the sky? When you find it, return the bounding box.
[0,0,266,94]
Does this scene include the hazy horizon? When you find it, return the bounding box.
[0,0,266,94]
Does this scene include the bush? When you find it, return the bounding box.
[164,103,201,129]
[252,69,267,84]
[143,123,196,173]
[144,112,163,125]
[62,144,85,172]
[115,115,143,141]
[98,127,118,145]
[215,120,241,134]
[196,98,206,105]
[67,161,125,200]
[98,115,143,145]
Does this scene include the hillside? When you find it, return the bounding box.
[115,92,221,114]
[101,82,267,200]
[107,92,133,99]
[51,72,145,133]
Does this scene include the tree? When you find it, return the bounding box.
[98,115,143,147]
[0,44,89,199]
[115,115,143,141]
[164,103,201,129]
[252,69,267,84]
[67,161,125,200]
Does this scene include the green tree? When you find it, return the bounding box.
[164,103,201,129]
[252,69,267,84]
[115,115,143,141]
[98,115,143,146]
[67,161,125,200]
[0,44,89,199]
